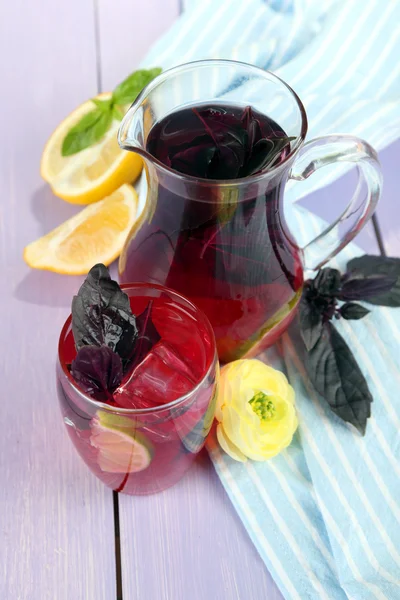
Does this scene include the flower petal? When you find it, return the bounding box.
[240,360,290,397]
[216,424,247,462]
[216,359,297,463]
[222,404,246,447]
[286,385,296,405]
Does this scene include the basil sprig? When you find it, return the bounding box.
[70,264,161,402]
[298,255,400,434]
[62,67,162,157]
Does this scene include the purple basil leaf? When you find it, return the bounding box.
[193,108,247,156]
[71,263,138,359]
[299,296,324,351]
[198,108,248,147]
[244,138,274,175]
[198,195,276,288]
[339,275,396,301]
[339,302,370,320]
[345,255,400,307]
[241,106,263,150]
[306,321,372,435]
[126,300,161,372]
[171,144,217,179]
[245,136,294,175]
[303,269,340,323]
[156,105,292,180]
[211,144,242,179]
[192,108,247,179]
[311,268,341,297]
[71,345,123,400]
[240,106,255,150]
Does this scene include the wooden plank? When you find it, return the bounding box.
[96,0,180,91]
[118,451,284,600]
[0,1,117,599]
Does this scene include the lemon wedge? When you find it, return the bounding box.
[40,93,142,205]
[24,184,138,275]
[91,412,153,474]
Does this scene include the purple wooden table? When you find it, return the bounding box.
[1,1,399,599]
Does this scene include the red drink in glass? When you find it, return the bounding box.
[57,283,218,495]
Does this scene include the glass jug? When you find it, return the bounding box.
[118,60,381,363]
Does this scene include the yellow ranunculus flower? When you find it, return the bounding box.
[215,359,297,462]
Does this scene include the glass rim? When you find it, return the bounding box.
[58,282,217,416]
[119,58,308,188]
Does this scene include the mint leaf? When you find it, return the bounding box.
[92,97,113,112]
[62,106,113,156]
[112,67,162,106]
[112,105,125,121]
[61,68,160,155]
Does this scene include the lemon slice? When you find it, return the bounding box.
[24,184,138,275]
[90,412,152,474]
[41,93,142,205]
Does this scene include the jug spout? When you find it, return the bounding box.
[118,102,148,158]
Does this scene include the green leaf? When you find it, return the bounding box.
[306,321,372,435]
[92,97,113,112]
[60,67,161,156]
[112,105,125,121]
[61,106,113,156]
[112,67,162,106]
[346,255,400,307]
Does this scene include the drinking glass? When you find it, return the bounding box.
[57,283,218,495]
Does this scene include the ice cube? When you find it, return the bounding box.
[113,341,196,409]
[152,340,197,383]
[151,301,208,379]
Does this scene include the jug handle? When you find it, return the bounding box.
[289,135,382,271]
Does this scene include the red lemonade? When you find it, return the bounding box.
[119,103,303,362]
[57,282,218,495]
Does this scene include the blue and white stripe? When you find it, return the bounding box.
[208,205,400,597]
[141,0,400,202]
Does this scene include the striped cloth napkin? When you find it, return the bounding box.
[141,0,400,202]
[138,2,400,597]
[208,203,400,600]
